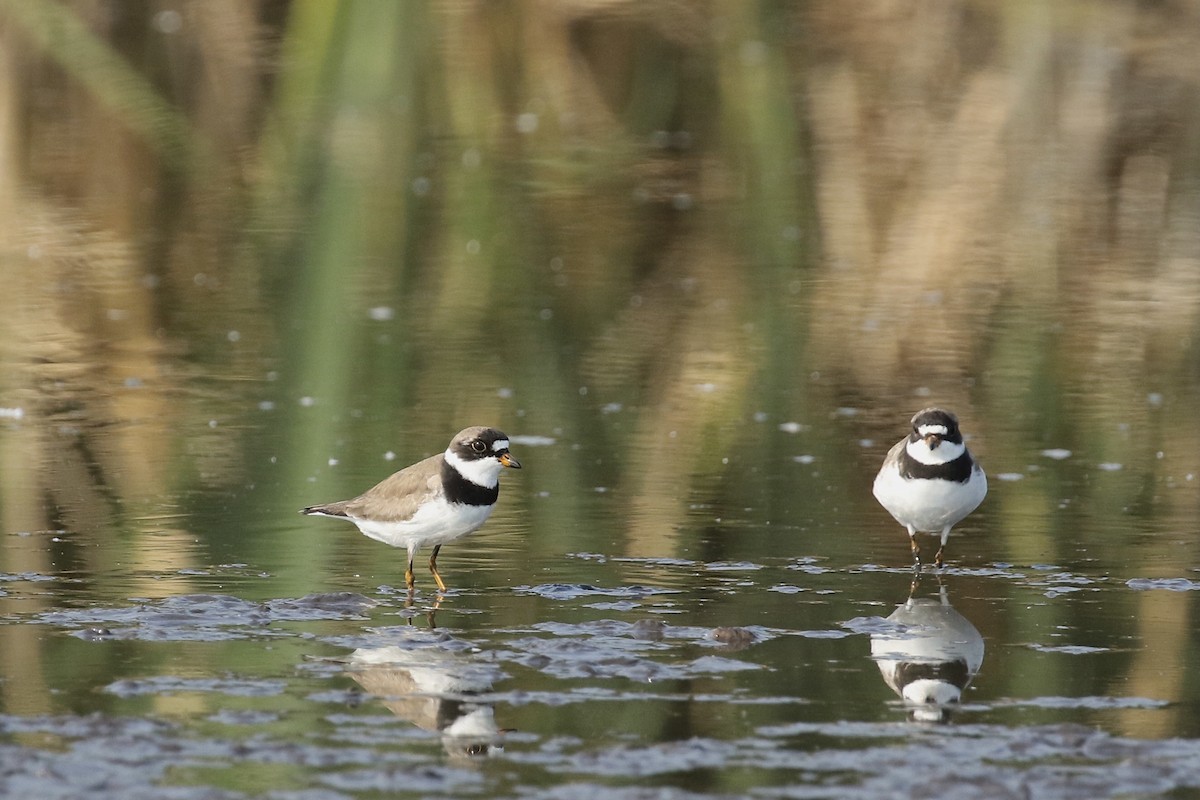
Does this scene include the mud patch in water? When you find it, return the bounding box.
[41,592,377,641]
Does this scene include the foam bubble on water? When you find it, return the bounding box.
[515,112,539,134]
[510,435,556,447]
[1127,577,1200,591]
[367,307,395,321]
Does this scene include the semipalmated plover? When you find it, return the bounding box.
[872,408,986,567]
[870,582,984,722]
[347,644,505,757]
[301,426,521,591]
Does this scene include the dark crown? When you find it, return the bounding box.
[449,427,511,460]
[909,408,963,443]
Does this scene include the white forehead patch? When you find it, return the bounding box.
[917,424,949,437]
[492,439,510,453]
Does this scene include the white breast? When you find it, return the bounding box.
[350,498,495,553]
[873,464,987,532]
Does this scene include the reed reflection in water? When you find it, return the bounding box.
[0,1,1196,793]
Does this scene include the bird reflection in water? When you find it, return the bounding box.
[346,643,506,757]
[869,576,984,722]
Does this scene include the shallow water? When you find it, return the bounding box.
[6,478,1200,798]
[3,1,1200,797]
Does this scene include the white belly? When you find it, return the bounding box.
[873,468,987,533]
[350,499,495,554]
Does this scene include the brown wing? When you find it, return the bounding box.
[884,436,907,466]
[301,453,444,523]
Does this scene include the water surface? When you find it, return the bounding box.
[1,1,1200,797]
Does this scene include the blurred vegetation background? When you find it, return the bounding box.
[0,0,1198,736]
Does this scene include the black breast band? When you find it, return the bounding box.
[899,450,975,483]
[442,461,500,506]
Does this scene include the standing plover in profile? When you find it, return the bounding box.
[872,408,986,567]
[302,426,521,591]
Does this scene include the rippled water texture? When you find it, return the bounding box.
[1,2,1200,798]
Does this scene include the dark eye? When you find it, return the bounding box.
[471,440,487,453]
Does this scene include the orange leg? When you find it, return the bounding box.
[907,527,922,565]
[933,525,951,568]
[428,545,448,593]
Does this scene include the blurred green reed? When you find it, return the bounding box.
[0,0,1198,732]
